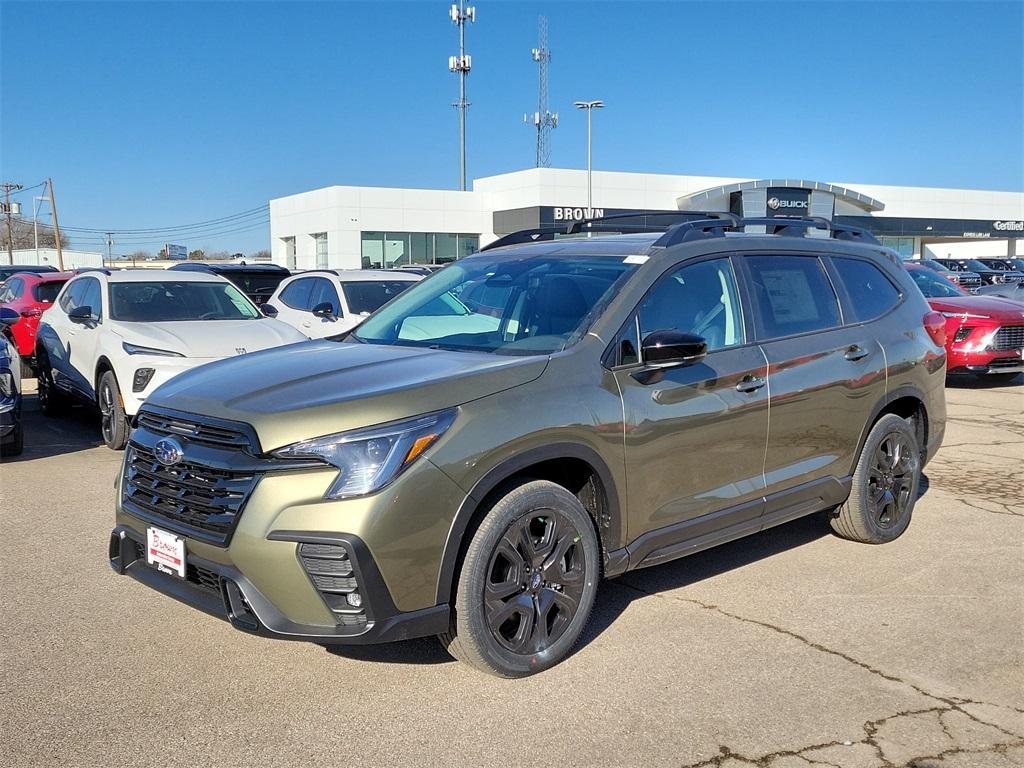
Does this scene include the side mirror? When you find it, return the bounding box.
[261,303,279,318]
[311,302,335,319]
[641,330,707,368]
[0,307,19,326]
[68,305,95,324]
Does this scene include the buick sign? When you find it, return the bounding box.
[767,197,808,211]
[153,437,184,467]
[766,188,811,217]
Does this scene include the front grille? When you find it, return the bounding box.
[123,444,258,544]
[136,410,252,450]
[298,542,368,627]
[992,325,1024,350]
[955,276,981,287]
[1004,273,1024,283]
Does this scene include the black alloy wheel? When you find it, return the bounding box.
[484,510,586,655]
[867,432,915,530]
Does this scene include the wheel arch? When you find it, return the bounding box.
[852,386,930,475]
[434,443,622,606]
[94,355,117,401]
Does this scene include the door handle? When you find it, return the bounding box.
[735,375,766,393]
[844,345,869,361]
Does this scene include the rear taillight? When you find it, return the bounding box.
[20,308,43,318]
[923,311,947,347]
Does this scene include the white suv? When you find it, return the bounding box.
[265,269,420,339]
[35,269,306,449]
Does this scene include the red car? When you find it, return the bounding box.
[0,270,75,365]
[906,263,1024,380]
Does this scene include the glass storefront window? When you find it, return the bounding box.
[283,237,296,270]
[313,232,328,268]
[880,236,915,259]
[360,231,479,268]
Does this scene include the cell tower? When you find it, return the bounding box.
[524,16,557,167]
[448,2,476,191]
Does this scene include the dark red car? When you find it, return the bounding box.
[0,270,75,365]
[906,263,1024,380]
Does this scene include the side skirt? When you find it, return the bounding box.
[616,475,852,573]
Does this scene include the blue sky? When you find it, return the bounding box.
[2,0,1022,255]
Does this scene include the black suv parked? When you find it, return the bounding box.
[934,258,1023,286]
[168,262,290,305]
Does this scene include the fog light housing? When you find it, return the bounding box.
[132,368,156,392]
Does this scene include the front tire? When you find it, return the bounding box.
[35,350,67,417]
[98,370,129,450]
[440,480,601,677]
[1,419,23,457]
[830,414,921,544]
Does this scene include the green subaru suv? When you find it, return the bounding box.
[110,215,947,677]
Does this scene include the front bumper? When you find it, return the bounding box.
[109,525,449,644]
[948,346,1024,375]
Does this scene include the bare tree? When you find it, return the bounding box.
[188,249,205,261]
[1,218,71,250]
[249,249,271,261]
[126,249,152,262]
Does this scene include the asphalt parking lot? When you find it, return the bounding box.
[1,377,1022,768]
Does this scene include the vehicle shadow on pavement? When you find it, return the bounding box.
[4,396,104,463]
[321,636,455,665]
[945,373,1022,389]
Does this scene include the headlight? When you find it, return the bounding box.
[122,341,185,357]
[941,312,991,319]
[273,409,456,499]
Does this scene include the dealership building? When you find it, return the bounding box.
[269,168,1024,270]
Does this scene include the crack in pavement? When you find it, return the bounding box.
[607,580,1024,767]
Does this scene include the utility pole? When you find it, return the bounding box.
[448,2,475,191]
[525,16,557,167]
[33,195,47,262]
[47,178,65,270]
[573,100,604,217]
[105,232,114,266]
[2,182,24,264]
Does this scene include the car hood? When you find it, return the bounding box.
[117,319,306,358]
[928,295,1024,319]
[145,341,550,451]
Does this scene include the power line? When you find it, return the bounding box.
[8,180,47,198]
[57,204,270,234]
[68,218,270,246]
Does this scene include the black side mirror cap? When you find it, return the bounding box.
[311,302,335,319]
[261,303,279,318]
[68,305,95,324]
[640,330,707,369]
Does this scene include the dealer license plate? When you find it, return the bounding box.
[146,526,186,578]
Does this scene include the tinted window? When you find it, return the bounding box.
[59,279,89,312]
[745,256,840,339]
[310,278,342,316]
[6,278,24,300]
[223,272,288,300]
[33,280,67,303]
[280,278,315,310]
[639,258,744,352]
[341,280,418,315]
[78,278,103,319]
[830,257,901,323]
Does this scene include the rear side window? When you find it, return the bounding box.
[34,280,67,303]
[744,255,841,339]
[829,257,901,323]
[280,278,314,310]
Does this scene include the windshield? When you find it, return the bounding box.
[222,272,287,297]
[909,268,966,298]
[920,260,951,272]
[963,259,993,271]
[109,281,261,321]
[341,280,418,314]
[33,281,68,303]
[354,253,639,355]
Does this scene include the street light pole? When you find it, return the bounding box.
[573,100,604,216]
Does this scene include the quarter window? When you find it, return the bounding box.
[638,258,743,352]
[745,255,841,339]
[279,278,315,310]
[830,257,901,323]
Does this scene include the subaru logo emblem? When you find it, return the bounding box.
[153,437,184,467]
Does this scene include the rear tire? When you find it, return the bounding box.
[831,414,920,544]
[35,349,67,417]
[439,480,601,677]
[98,370,129,450]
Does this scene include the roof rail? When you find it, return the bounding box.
[565,210,734,235]
[481,227,566,251]
[653,215,880,248]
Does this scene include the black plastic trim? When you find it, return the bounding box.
[434,442,623,605]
